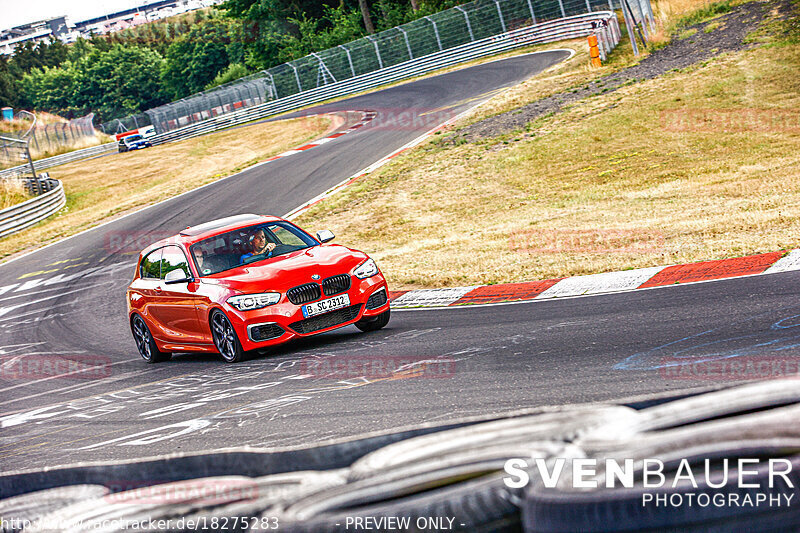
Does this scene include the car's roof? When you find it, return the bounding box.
[140,214,283,255]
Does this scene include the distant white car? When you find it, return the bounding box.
[139,125,156,139]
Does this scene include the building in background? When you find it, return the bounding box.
[0,0,223,55]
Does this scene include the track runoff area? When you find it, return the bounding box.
[1,49,800,532]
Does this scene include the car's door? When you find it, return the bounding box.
[149,246,205,344]
[130,247,163,333]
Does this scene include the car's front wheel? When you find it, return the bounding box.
[210,310,246,363]
[131,314,171,363]
[355,309,390,332]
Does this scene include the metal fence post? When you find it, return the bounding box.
[621,0,640,55]
[455,6,475,41]
[424,16,443,50]
[525,0,537,24]
[339,45,357,77]
[641,0,656,32]
[367,36,384,69]
[493,0,507,33]
[397,27,414,59]
[266,72,277,99]
[289,63,303,92]
[556,0,566,18]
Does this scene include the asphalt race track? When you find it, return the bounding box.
[2,49,799,473]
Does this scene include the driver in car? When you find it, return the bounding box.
[240,228,276,264]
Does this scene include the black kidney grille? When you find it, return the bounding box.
[322,274,351,296]
[287,283,321,305]
[366,288,388,310]
[289,304,362,334]
[249,323,285,342]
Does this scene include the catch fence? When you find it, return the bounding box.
[104,0,653,134]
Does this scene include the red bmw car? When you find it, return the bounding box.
[127,214,390,363]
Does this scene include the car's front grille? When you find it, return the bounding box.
[248,323,285,342]
[289,304,362,334]
[366,288,388,310]
[322,274,351,296]
[287,283,322,305]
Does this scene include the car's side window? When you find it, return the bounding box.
[272,226,306,247]
[140,249,162,279]
[161,246,191,279]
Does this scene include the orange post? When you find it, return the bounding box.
[588,34,602,68]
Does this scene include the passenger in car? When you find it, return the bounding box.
[240,228,276,264]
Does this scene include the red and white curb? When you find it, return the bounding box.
[387,250,800,308]
[265,111,377,162]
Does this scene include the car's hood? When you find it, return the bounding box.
[201,244,369,292]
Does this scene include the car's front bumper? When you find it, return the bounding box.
[227,275,390,351]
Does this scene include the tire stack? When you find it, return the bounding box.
[1,380,799,532]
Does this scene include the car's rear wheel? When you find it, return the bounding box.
[355,309,390,332]
[131,314,171,363]
[211,310,245,363]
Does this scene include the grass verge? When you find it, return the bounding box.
[0,180,30,210]
[0,115,331,261]
[295,9,800,289]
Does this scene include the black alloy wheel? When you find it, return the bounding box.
[211,310,245,363]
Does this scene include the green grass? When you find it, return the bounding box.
[675,0,733,28]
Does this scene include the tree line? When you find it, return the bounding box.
[0,0,459,123]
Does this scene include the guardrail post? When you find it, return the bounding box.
[397,27,414,60]
[339,45,357,77]
[455,6,475,41]
[493,0,507,33]
[424,16,443,50]
[367,36,384,69]
[525,0,537,24]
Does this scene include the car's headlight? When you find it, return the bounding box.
[227,292,281,311]
[354,258,379,279]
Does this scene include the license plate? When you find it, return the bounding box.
[302,294,350,318]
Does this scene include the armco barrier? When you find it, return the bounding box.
[0,180,66,238]
[0,142,117,179]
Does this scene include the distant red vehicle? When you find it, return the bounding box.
[127,214,390,363]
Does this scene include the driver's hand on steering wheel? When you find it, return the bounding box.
[266,242,276,252]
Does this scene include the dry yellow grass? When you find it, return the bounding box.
[296,41,800,289]
[0,179,30,210]
[0,115,331,260]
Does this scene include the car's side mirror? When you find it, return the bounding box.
[164,269,193,284]
[316,230,335,243]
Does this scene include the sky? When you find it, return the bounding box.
[1,0,159,32]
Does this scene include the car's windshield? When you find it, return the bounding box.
[125,135,142,142]
[189,221,318,276]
